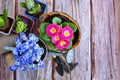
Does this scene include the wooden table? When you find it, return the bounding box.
[0,0,120,80]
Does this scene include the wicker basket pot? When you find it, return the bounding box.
[34,11,81,52]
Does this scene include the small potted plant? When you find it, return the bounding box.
[34,11,81,76]
[4,32,48,71]
[0,8,14,35]
[20,0,47,21]
[12,15,34,35]
[37,12,80,52]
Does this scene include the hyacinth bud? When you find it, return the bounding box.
[25,0,35,10]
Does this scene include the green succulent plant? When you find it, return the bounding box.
[20,0,42,14]
[15,17,27,33]
[0,9,8,27]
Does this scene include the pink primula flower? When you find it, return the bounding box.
[46,24,61,37]
[52,34,60,44]
[56,39,70,50]
[61,26,73,40]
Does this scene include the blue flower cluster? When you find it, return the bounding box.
[10,32,45,71]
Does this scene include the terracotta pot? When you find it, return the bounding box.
[34,11,81,52]
[12,15,35,35]
[0,14,14,35]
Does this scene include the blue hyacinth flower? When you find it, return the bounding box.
[19,32,28,41]
[10,32,45,71]
[29,33,39,42]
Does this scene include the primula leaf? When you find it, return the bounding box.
[50,43,58,51]
[39,34,51,42]
[68,23,77,32]
[40,23,49,33]
[20,2,26,8]
[71,36,74,41]
[67,40,72,50]
[39,34,44,40]
[3,8,8,20]
[61,22,69,27]
[44,34,51,42]
[52,17,62,24]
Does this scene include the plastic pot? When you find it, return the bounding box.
[0,14,14,35]
[12,15,35,35]
[25,0,47,21]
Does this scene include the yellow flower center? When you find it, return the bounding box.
[64,30,70,37]
[50,28,56,33]
[55,36,59,41]
[60,41,66,46]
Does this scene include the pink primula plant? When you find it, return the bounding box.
[56,39,70,50]
[61,26,73,40]
[46,24,61,37]
[46,24,74,50]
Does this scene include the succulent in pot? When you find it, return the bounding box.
[20,0,47,21]
[0,8,14,35]
[12,15,35,35]
[15,17,27,33]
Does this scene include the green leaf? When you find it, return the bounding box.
[39,34,45,40]
[16,17,22,21]
[68,23,77,32]
[3,8,8,20]
[20,2,26,8]
[50,43,58,51]
[52,17,62,24]
[67,40,72,49]
[71,36,74,41]
[0,17,5,27]
[39,23,49,33]
[39,34,51,42]
[61,22,69,27]
[44,34,51,42]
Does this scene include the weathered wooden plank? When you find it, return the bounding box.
[53,0,82,80]
[91,0,120,80]
[53,0,71,80]
[116,1,120,79]
[70,0,91,80]
[35,0,53,80]
[0,0,16,80]
[15,0,53,80]
[16,0,25,16]
[15,0,38,80]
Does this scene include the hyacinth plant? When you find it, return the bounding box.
[20,0,42,15]
[39,17,77,51]
[15,17,27,33]
[8,32,45,71]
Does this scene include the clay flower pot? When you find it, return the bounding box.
[25,0,47,21]
[0,14,14,35]
[12,15,34,35]
[35,11,81,52]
